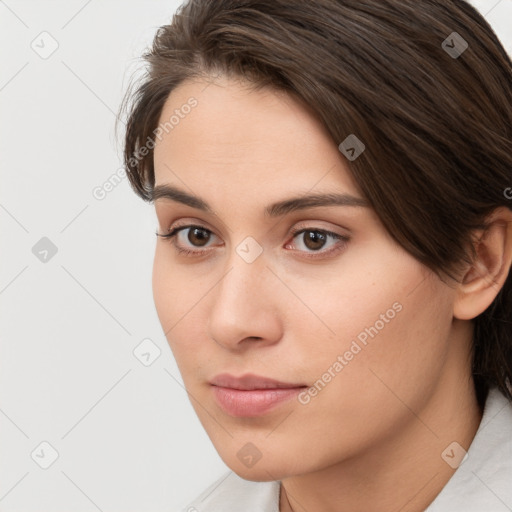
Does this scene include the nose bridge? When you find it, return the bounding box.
[207,242,281,348]
[214,247,268,322]
[217,233,269,308]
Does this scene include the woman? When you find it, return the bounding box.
[118,1,512,510]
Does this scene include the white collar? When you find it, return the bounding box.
[426,386,512,511]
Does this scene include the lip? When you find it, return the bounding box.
[210,373,305,390]
[210,373,307,417]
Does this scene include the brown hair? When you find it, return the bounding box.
[118,0,512,407]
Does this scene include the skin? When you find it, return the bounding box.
[151,74,512,512]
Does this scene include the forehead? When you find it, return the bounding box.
[153,76,363,201]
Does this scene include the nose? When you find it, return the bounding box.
[207,250,283,351]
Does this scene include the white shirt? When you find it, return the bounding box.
[183,386,512,511]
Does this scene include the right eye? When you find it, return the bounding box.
[156,224,221,256]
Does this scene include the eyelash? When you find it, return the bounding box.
[155,224,350,260]
[156,224,210,257]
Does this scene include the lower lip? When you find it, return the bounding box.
[211,386,305,417]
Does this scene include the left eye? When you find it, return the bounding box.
[287,228,347,253]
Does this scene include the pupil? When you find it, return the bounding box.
[189,227,210,246]
[304,231,326,250]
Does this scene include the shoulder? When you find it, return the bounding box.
[426,386,512,511]
[182,471,280,512]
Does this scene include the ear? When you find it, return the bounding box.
[453,207,512,320]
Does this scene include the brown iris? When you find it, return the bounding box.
[187,227,210,246]
[302,230,327,250]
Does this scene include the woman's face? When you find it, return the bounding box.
[152,75,462,480]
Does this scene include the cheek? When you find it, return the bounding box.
[152,247,207,320]
[152,248,177,329]
[302,265,453,424]
[278,246,413,352]
[287,247,453,399]
[151,247,213,369]
[151,248,199,345]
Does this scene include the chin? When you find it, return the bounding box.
[229,464,288,482]
[219,450,306,482]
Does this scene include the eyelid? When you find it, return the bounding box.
[287,219,350,241]
[161,217,223,243]
[155,205,231,236]
[168,217,217,232]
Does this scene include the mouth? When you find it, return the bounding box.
[210,373,308,417]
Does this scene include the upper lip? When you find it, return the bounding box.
[210,373,307,390]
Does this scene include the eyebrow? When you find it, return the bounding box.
[151,184,370,217]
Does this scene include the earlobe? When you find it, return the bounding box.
[453,207,512,321]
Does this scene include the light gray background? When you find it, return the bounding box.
[1,1,511,511]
